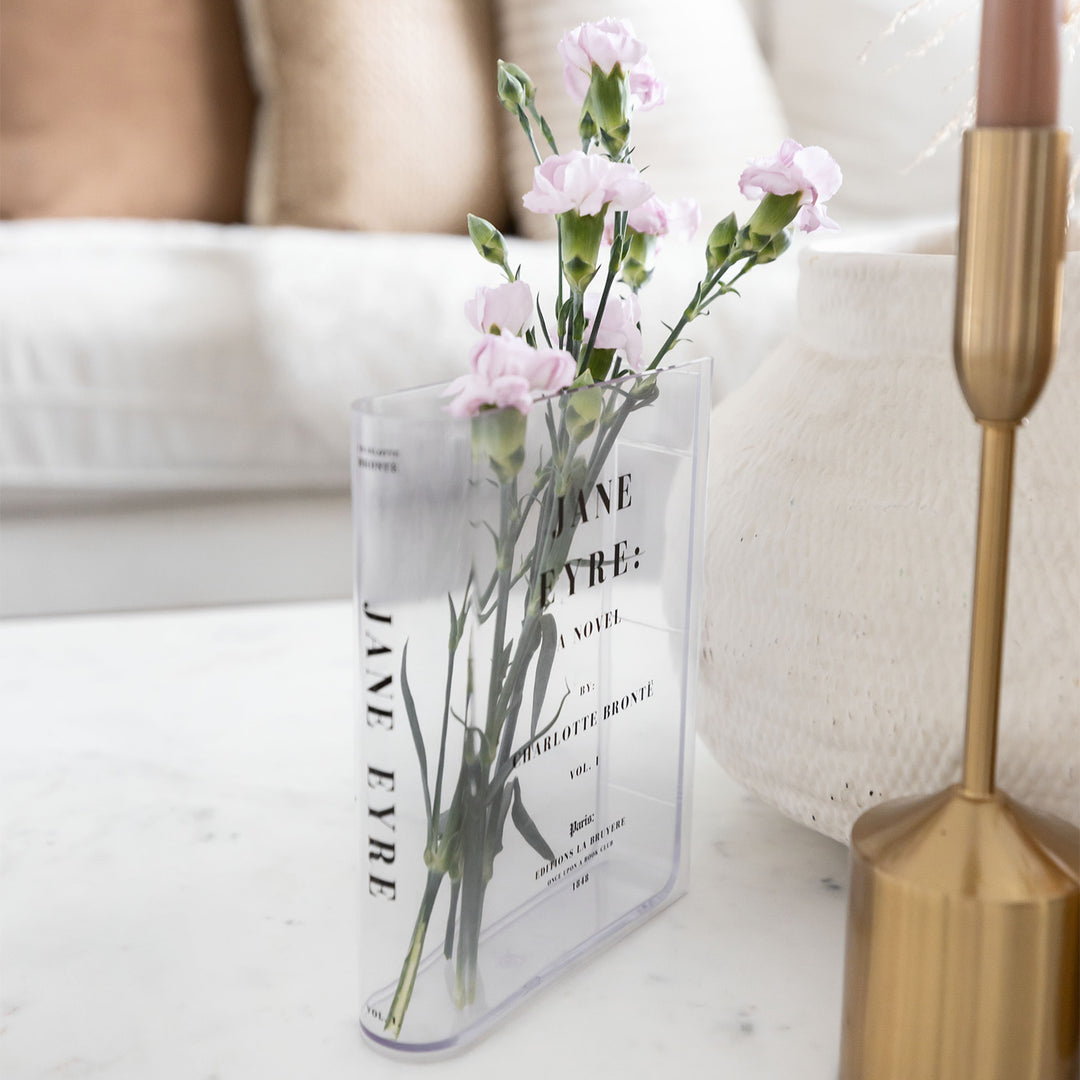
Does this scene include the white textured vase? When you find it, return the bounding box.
[700,224,1079,845]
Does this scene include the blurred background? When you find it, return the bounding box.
[1,0,1077,617]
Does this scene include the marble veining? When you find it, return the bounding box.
[1,602,848,1078]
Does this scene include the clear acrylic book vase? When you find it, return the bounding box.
[351,356,711,1054]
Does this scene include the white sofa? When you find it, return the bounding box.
[2,0,1076,616]
[0,220,799,614]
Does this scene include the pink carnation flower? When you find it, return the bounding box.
[558,18,665,111]
[465,281,534,336]
[604,195,701,244]
[443,335,576,417]
[584,289,644,372]
[523,151,653,218]
[738,138,842,233]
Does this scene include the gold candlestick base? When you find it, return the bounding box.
[839,127,1078,1078]
[839,787,1079,1079]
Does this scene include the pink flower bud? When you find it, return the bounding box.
[465,281,534,336]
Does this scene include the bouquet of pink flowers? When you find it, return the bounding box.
[446,18,840,422]
[383,17,840,1039]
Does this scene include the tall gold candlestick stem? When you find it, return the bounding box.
[955,126,1070,797]
[960,422,1013,797]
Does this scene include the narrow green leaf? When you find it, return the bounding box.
[539,114,558,154]
[400,643,432,823]
[530,614,558,736]
[477,569,498,612]
[510,778,555,862]
[447,593,458,650]
[536,296,552,347]
[484,785,515,882]
[544,407,560,452]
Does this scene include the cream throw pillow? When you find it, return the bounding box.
[240,0,508,233]
[496,0,789,240]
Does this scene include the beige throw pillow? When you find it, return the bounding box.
[496,1,789,240]
[0,0,254,223]
[240,0,509,233]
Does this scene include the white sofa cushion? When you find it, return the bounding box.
[0,221,510,496]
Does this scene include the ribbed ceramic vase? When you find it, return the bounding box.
[700,224,1079,844]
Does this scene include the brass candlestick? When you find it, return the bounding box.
[838,128,1079,1078]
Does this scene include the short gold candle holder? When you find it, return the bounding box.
[838,128,1079,1079]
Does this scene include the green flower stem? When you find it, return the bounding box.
[578,211,626,379]
[443,879,461,958]
[646,252,755,370]
[647,302,700,371]
[493,617,542,755]
[528,104,558,155]
[584,394,637,495]
[489,408,581,777]
[510,97,559,344]
[649,282,710,370]
[517,107,543,167]
[454,746,488,1006]
[523,467,559,604]
[490,611,544,772]
[557,231,565,351]
[430,641,458,831]
[384,869,445,1038]
[510,99,561,342]
[569,287,584,362]
[483,482,516,754]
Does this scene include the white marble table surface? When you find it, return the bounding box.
[1,602,849,1079]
